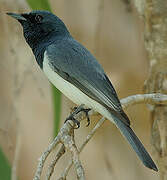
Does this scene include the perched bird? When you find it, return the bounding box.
[7,10,158,171]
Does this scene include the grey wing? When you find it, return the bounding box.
[46,38,130,125]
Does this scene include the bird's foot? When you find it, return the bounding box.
[73,107,91,127]
[65,115,80,129]
[65,105,91,129]
[82,108,91,127]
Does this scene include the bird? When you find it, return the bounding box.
[7,10,158,171]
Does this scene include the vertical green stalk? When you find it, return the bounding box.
[0,148,11,180]
[26,0,62,137]
[52,86,61,136]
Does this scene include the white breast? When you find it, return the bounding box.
[43,54,113,122]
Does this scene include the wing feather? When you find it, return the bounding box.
[46,37,130,125]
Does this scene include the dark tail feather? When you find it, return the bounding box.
[111,113,158,171]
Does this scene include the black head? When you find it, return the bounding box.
[7,10,70,49]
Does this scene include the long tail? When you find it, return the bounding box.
[110,112,158,171]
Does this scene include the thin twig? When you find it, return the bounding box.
[121,93,167,109]
[70,144,85,180]
[79,117,106,152]
[33,136,60,180]
[46,145,65,180]
[60,125,85,179]
[59,117,106,180]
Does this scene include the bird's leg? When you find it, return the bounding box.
[65,105,91,128]
[65,105,84,129]
[72,106,91,127]
[65,115,80,129]
[81,108,91,127]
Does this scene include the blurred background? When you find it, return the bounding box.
[0,0,159,179]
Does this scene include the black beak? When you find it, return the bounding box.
[7,12,27,21]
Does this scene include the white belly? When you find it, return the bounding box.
[43,55,113,122]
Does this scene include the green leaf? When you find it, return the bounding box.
[0,147,11,180]
[26,0,51,11]
[26,0,62,137]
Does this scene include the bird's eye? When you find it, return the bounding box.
[35,15,43,23]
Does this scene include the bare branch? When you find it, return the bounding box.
[121,93,167,109]
[46,145,65,180]
[33,136,60,180]
[59,117,106,180]
[33,105,87,180]
[79,117,106,152]
[70,144,85,180]
[34,93,167,180]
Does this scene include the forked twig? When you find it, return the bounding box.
[46,145,65,180]
[33,93,167,180]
